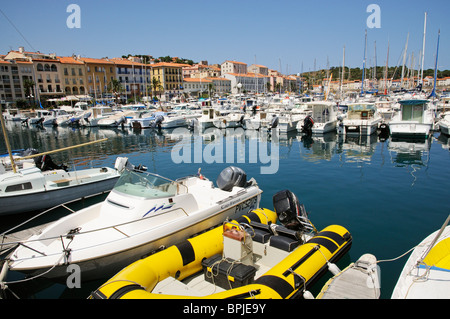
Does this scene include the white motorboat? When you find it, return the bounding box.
[6,166,262,281]
[391,215,450,299]
[28,110,53,126]
[342,103,382,135]
[389,99,435,139]
[97,110,134,127]
[161,112,199,129]
[130,111,161,129]
[277,112,304,133]
[189,108,225,132]
[0,149,35,173]
[80,106,115,127]
[54,112,76,126]
[213,112,245,129]
[437,111,450,135]
[35,109,71,126]
[2,108,29,122]
[0,155,134,216]
[244,111,271,130]
[298,102,338,134]
[375,100,398,123]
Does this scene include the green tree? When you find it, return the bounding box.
[208,83,215,98]
[23,78,36,107]
[151,77,163,100]
[108,79,124,104]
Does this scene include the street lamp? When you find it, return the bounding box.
[237,82,242,96]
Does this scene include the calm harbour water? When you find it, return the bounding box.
[1,121,450,299]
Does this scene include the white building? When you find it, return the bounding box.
[222,73,268,94]
[221,60,247,75]
[183,77,212,97]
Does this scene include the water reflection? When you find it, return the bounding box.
[0,121,446,299]
[1,121,437,173]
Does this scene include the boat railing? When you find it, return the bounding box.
[0,203,192,258]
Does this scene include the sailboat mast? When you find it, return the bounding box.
[384,40,390,95]
[340,45,345,98]
[0,105,16,173]
[361,29,367,96]
[374,40,377,89]
[429,30,440,99]
[401,33,409,89]
[420,12,427,86]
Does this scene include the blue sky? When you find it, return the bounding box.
[1,0,448,74]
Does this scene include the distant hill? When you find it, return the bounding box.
[302,66,450,83]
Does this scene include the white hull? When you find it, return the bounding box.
[130,117,154,129]
[0,166,121,215]
[389,121,432,138]
[278,119,301,133]
[213,118,243,129]
[161,118,189,129]
[389,100,434,139]
[312,120,337,134]
[343,119,381,135]
[29,117,56,126]
[438,120,450,135]
[0,174,118,215]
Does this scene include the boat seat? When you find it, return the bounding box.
[269,226,301,252]
[50,175,91,186]
[246,221,273,243]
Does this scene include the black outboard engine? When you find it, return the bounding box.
[152,114,164,129]
[273,190,313,232]
[216,166,247,192]
[238,114,245,126]
[188,118,198,131]
[21,148,68,172]
[301,115,314,135]
[378,122,390,141]
[270,115,279,129]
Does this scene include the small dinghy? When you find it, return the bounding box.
[4,166,261,281]
[90,190,352,299]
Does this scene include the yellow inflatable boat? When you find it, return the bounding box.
[91,190,352,299]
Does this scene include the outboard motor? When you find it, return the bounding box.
[188,118,198,131]
[270,115,279,129]
[216,166,247,192]
[152,114,164,129]
[272,190,314,232]
[301,115,314,135]
[238,114,245,126]
[378,122,390,141]
[21,148,67,171]
[114,157,147,173]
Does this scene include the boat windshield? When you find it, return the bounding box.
[113,169,186,199]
